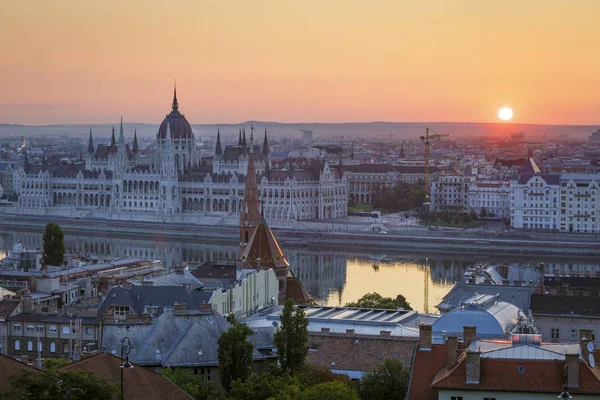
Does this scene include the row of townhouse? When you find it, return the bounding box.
[510,159,600,232]
[431,159,600,231]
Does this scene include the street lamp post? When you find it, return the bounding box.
[120,336,134,400]
[558,364,572,399]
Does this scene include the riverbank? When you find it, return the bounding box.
[1,214,599,258]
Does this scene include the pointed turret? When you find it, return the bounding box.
[262,127,270,156]
[172,81,179,111]
[399,144,405,158]
[215,128,222,156]
[240,127,260,247]
[87,128,94,154]
[111,126,116,147]
[238,129,242,146]
[118,117,125,146]
[132,129,139,154]
[161,122,176,176]
[241,128,247,156]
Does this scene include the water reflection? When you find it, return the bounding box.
[2,229,600,313]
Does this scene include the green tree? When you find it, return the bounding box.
[228,372,300,400]
[217,316,255,392]
[42,222,65,266]
[359,359,409,400]
[345,292,412,311]
[299,381,359,400]
[161,368,224,400]
[8,369,118,400]
[273,299,309,376]
[480,207,487,218]
[295,365,356,390]
[42,357,71,372]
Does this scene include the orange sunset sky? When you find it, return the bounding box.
[1,0,599,125]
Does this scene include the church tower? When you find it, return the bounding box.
[239,127,261,248]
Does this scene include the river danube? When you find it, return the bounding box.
[2,228,599,313]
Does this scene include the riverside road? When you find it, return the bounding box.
[1,214,599,258]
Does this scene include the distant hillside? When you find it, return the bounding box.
[0,121,597,141]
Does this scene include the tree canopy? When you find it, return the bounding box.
[161,368,225,400]
[42,221,65,266]
[228,366,360,400]
[8,369,118,400]
[345,292,412,311]
[371,181,426,212]
[217,316,255,392]
[273,299,309,376]
[299,381,359,400]
[359,359,410,400]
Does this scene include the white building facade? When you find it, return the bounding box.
[510,174,560,232]
[430,174,472,213]
[467,181,510,218]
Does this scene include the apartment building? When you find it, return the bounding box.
[467,181,510,218]
[430,175,471,212]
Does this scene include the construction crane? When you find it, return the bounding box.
[424,258,430,314]
[420,127,449,201]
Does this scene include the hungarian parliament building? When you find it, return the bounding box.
[13,89,348,223]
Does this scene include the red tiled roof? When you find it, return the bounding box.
[431,355,600,395]
[0,299,20,319]
[61,353,192,400]
[407,344,449,400]
[0,354,48,399]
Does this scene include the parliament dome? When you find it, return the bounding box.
[157,86,194,140]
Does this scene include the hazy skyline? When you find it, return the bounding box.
[2,0,599,125]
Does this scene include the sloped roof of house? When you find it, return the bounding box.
[407,344,449,400]
[0,355,47,399]
[61,353,192,400]
[431,349,600,395]
[101,311,264,368]
[98,286,212,317]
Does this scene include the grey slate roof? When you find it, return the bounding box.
[222,145,264,162]
[127,268,204,291]
[98,285,213,317]
[436,266,536,313]
[101,311,264,367]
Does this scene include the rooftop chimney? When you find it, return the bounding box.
[580,329,593,360]
[447,336,458,365]
[465,350,481,384]
[419,324,432,351]
[565,353,580,388]
[174,265,186,275]
[199,302,212,312]
[173,302,188,313]
[22,295,34,313]
[321,327,330,334]
[463,326,477,348]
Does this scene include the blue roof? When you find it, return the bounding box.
[433,294,521,338]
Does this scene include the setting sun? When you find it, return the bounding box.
[498,107,513,121]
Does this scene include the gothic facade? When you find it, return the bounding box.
[13,88,348,222]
